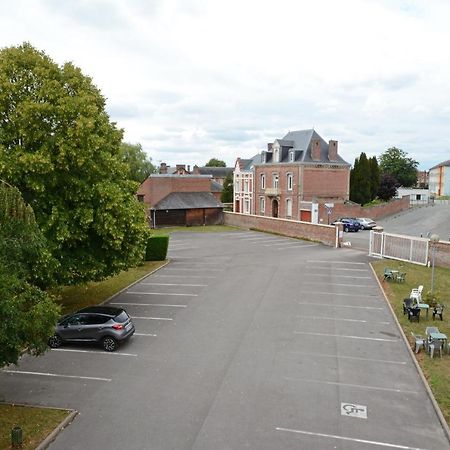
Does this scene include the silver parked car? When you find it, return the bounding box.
[357,217,377,230]
[48,306,135,352]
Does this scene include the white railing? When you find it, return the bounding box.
[369,231,429,266]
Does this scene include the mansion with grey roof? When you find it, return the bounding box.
[234,129,350,222]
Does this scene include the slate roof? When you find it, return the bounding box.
[196,167,234,177]
[152,192,223,210]
[239,153,262,170]
[211,180,223,192]
[430,159,450,170]
[258,129,349,166]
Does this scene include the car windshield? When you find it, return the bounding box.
[114,311,129,323]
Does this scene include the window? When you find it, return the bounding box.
[290,152,294,162]
[260,174,265,189]
[274,148,279,162]
[235,180,240,192]
[244,199,250,213]
[137,194,144,202]
[244,179,249,193]
[286,198,292,218]
[273,174,279,188]
[287,173,293,191]
[259,196,265,214]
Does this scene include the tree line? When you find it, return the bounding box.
[350,147,419,205]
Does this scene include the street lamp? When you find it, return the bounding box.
[430,234,440,293]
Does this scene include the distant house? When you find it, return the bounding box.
[429,160,450,197]
[253,129,350,222]
[233,154,261,214]
[159,163,191,175]
[396,187,430,205]
[192,166,234,186]
[137,174,223,227]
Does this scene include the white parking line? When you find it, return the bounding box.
[51,349,137,357]
[284,377,418,394]
[304,267,370,272]
[301,281,373,287]
[163,268,222,272]
[110,302,186,308]
[294,331,397,342]
[306,260,367,265]
[287,351,407,365]
[297,302,383,310]
[2,370,111,382]
[131,316,172,321]
[134,333,157,337]
[154,274,217,279]
[295,315,390,325]
[301,291,378,298]
[140,282,207,287]
[300,273,371,279]
[126,292,197,297]
[275,427,425,449]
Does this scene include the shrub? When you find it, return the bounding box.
[423,290,440,307]
[145,235,169,261]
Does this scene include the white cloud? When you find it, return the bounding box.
[1,0,450,169]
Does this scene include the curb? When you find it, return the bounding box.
[369,263,450,444]
[35,409,78,450]
[100,260,170,306]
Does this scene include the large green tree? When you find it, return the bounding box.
[0,43,149,285]
[0,181,60,366]
[368,156,380,201]
[205,158,226,167]
[120,142,156,183]
[378,147,418,187]
[221,173,233,203]
[350,152,371,205]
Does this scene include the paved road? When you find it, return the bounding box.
[345,203,450,252]
[1,231,449,449]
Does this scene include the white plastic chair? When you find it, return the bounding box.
[411,332,425,353]
[428,339,443,358]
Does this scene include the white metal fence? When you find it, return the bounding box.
[369,231,429,266]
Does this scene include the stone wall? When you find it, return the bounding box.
[432,241,450,269]
[224,212,338,247]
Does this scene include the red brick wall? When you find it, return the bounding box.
[327,196,410,223]
[137,176,212,207]
[302,166,349,201]
[224,212,337,246]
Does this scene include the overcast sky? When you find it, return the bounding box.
[1,0,449,170]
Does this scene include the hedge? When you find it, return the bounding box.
[145,235,169,261]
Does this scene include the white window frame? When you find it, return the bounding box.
[287,173,293,191]
[244,179,249,193]
[273,174,279,188]
[260,174,265,190]
[244,199,250,214]
[259,196,265,214]
[286,198,292,218]
[290,151,294,162]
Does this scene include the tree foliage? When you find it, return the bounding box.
[369,156,380,201]
[205,158,226,167]
[378,173,398,201]
[221,173,233,203]
[0,181,60,367]
[378,147,418,187]
[120,142,156,183]
[350,153,371,205]
[0,43,149,284]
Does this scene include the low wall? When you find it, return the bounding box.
[432,241,450,269]
[326,196,410,223]
[224,212,337,247]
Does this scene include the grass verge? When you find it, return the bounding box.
[0,404,70,450]
[51,261,166,314]
[372,259,450,426]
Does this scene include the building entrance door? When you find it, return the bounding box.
[272,199,279,218]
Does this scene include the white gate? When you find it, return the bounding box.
[369,231,429,266]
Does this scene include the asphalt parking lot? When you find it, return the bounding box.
[1,230,449,449]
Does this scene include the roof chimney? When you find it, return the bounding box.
[159,162,167,174]
[311,139,321,161]
[328,140,338,161]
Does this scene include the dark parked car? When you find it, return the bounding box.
[48,306,135,352]
[331,218,360,232]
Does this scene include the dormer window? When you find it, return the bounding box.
[289,151,294,162]
[274,148,279,162]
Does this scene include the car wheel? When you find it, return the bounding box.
[48,334,62,348]
[344,226,349,232]
[102,336,117,352]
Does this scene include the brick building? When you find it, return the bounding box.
[137,174,223,227]
[192,165,234,186]
[253,129,350,222]
[429,160,450,197]
[233,154,261,214]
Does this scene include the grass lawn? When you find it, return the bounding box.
[0,404,70,450]
[51,260,167,314]
[150,224,239,236]
[372,259,450,426]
